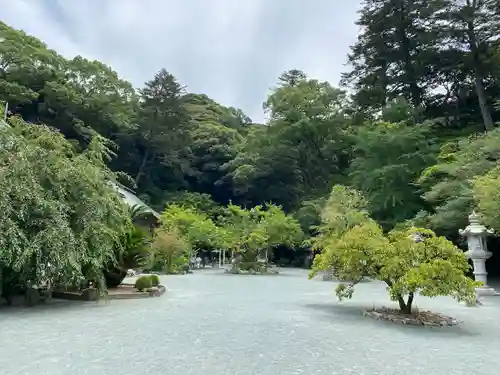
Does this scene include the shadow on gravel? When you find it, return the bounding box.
[0,299,108,318]
[304,302,480,338]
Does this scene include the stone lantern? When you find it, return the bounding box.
[458,211,497,296]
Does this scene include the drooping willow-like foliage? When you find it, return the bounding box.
[0,117,131,295]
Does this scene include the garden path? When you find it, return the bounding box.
[1,269,500,375]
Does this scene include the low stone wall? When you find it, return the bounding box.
[52,284,166,301]
[364,307,459,327]
[322,273,334,281]
[52,288,99,301]
[110,284,166,299]
[321,273,371,282]
[224,268,279,275]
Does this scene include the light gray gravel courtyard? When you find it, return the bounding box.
[1,268,500,375]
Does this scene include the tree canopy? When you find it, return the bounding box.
[309,186,478,313]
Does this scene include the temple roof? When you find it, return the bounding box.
[112,183,161,219]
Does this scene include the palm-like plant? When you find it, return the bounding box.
[104,205,153,287]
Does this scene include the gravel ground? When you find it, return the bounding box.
[1,268,500,375]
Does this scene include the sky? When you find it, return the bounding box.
[0,0,362,123]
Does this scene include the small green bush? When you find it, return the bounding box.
[149,274,161,286]
[135,275,152,291]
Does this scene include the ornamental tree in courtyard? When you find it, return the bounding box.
[151,228,190,274]
[309,185,478,314]
[160,204,221,254]
[219,203,303,269]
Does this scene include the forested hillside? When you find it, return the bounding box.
[2,0,500,269]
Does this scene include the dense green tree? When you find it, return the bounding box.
[0,21,137,145]
[129,69,192,189]
[151,228,190,274]
[223,70,351,210]
[309,186,477,314]
[41,56,138,142]
[349,118,438,229]
[418,128,500,236]
[341,0,441,115]
[219,203,303,269]
[0,21,63,112]
[184,96,243,201]
[164,191,224,220]
[473,166,500,230]
[343,0,500,130]
[437,0,500,131]
[0,117,131,301]
[161,204,221,253]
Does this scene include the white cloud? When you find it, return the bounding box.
[0,0,361,122]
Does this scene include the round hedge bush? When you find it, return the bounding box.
[135,275,153,291]
[149,274,161,286]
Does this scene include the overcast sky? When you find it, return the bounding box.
[0,0,361,123]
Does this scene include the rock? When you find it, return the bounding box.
[322,274,334,281]
[423,321,439,327]
[406,318,420,325]
[126,269,136,277]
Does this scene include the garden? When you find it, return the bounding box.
[3,4,500,328]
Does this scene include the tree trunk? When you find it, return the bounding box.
[396,0,421,107]
[474,73,494,131]
[379,63,389,109]
[397,292,414,314]
[135,148,150,186]
[467,15,494,131]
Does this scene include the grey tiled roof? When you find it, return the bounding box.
[112,183,161,219]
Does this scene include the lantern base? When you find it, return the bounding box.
[476,286,500,297]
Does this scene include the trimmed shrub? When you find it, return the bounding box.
[135,275,152,291]
[149,274,161,286]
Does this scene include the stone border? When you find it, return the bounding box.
[107,284,166,300]
[138,271,192,275]
[322,274,371,282]
[52,288,98,301]
[364,307,459,327]
[224,268,279,276]
[52,284,166,301]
